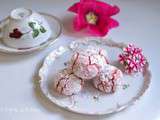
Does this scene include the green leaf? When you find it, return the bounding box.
[28,22,36,29]
[32,29,39,38]
[39,26,46,33]
[124,61,128,66]
[122,84,130,90]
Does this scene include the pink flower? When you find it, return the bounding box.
[119,44,146,74]
[68,0,120,36]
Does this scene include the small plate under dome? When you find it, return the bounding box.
[0,13,62,54]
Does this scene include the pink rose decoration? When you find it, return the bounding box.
[68,0,120,36]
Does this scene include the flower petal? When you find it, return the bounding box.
[88,18,109,36]
[88,17,119,36]
[68,3,80,13]
[88,25,108,37]
[109,5,120,16]
[107,18,119,29]
[95,1,120,16]
[68,0,97,13]
[80,0,96,3]
[73,15,87,31]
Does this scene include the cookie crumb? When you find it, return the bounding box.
[93,95,99,101]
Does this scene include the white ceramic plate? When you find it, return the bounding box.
[0,12,62,54]
[38,37,151,115]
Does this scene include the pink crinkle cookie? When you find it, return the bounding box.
[93,65,123,93]
[54,69,84,96]
[69,46,109,80]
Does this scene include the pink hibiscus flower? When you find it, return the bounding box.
[68,0,120,36]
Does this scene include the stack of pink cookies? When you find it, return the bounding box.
[54,46,123,96]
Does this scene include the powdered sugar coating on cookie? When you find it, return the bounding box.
[93,65,123,93]
[69,46,109,80]
[54,69,84,96]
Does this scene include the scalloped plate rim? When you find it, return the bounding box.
[38,37,151,115]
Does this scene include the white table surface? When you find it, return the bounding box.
[0,0,160,120]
